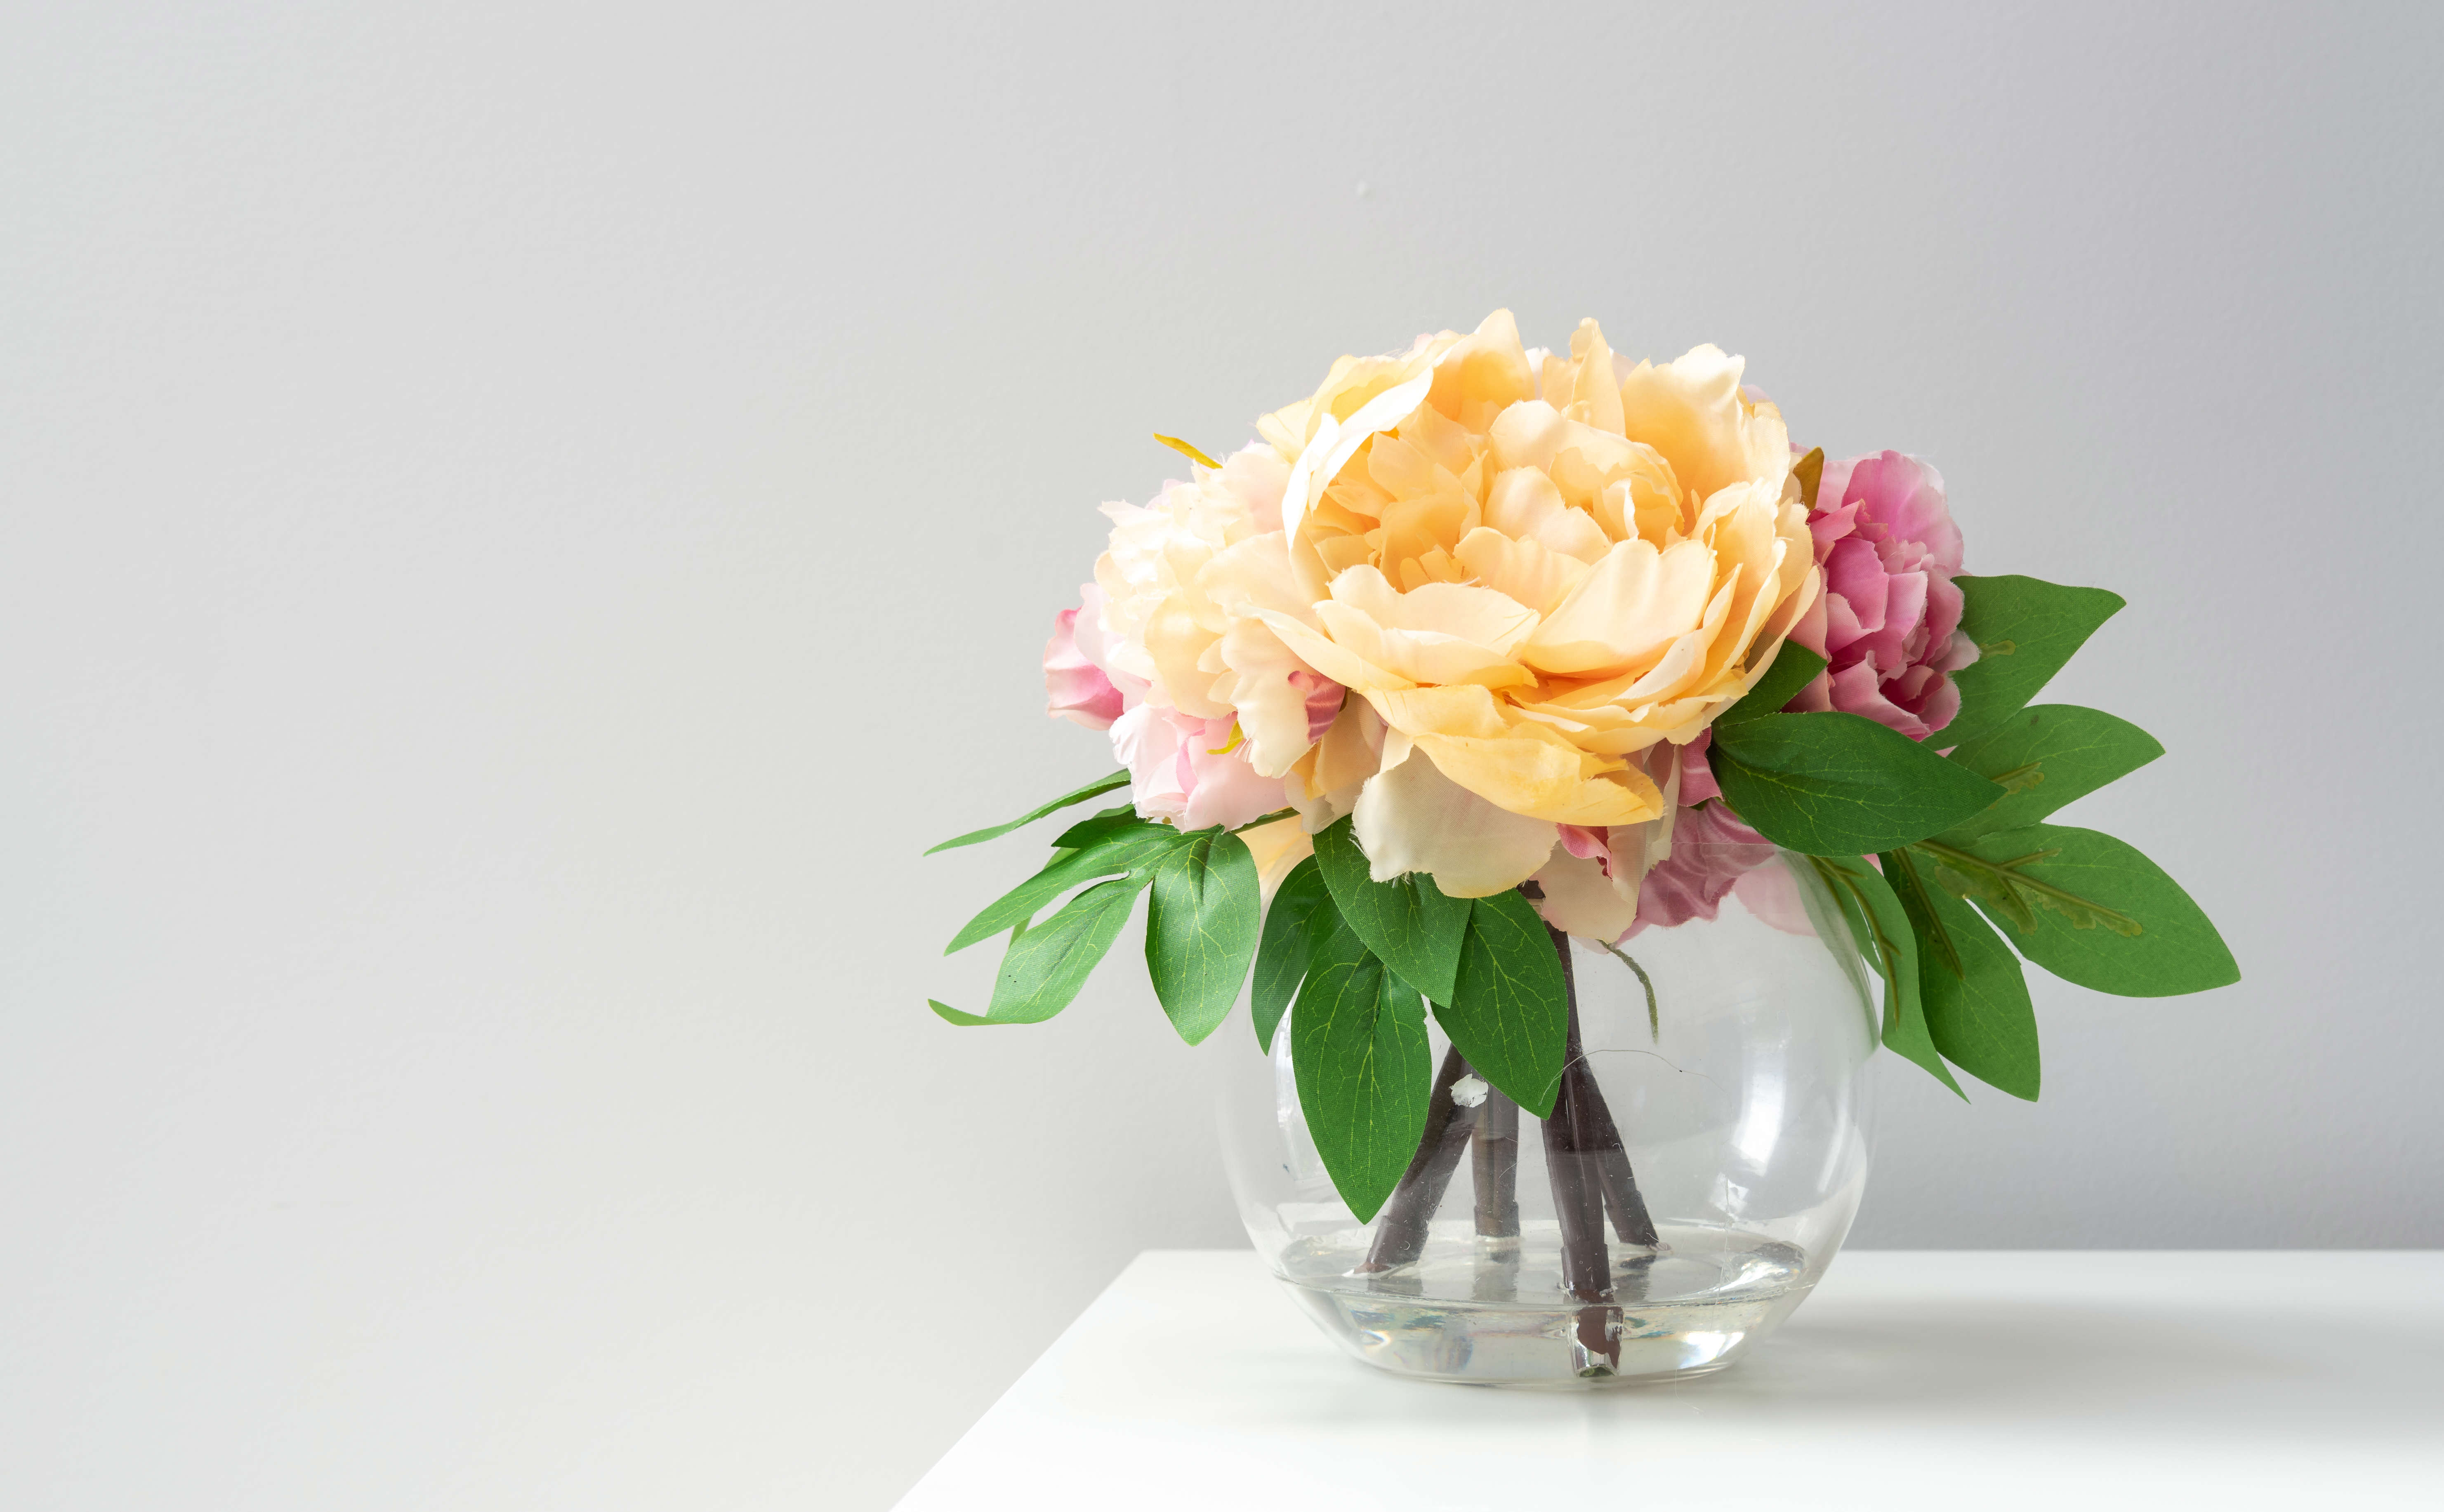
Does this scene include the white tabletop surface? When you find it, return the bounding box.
[895,1248,2444,1510]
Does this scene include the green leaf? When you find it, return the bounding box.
[1885,849,2039,1100]
[1944,576,2125,745]
[1716,644,1829,728]
[1252,857,1331,1053]
[1049,803,1151,849]
[926,770,1131,854]
[1940,704,2164,837]
[1310,817,1472,1003]
[1145,828,1262,1046]
[1915,824,2240,997]
[1439,889,1569,1117]
[1711,710,2005,855]
[928,999,1013,1027]
[1289,915,1433,1223]
[984,875,1149,1023]
[1808,855,1963,1097]
[944,820,1182,954]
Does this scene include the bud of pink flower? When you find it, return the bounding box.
[1789,451,1978,742]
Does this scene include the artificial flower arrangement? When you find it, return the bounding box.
[926,313,2236,1352]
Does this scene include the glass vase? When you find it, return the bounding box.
[1215,850,1876,1386]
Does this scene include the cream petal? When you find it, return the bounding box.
[1314,601,1534,689]
[1353,743,1559,898]
[1532,848,1638,942]
[1214,619,1326,778]
[1197,531,1314,624]
[1256,608,1411,694]
[1240,817,1316,899]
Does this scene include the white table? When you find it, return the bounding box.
[896,1249,2444,1510]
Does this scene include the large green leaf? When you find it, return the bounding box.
[1886,848,2039,1100]
[1310,817,1471,1003]
[1711,710,2004,855]
[1144,828,1261,1046]
[1944,576,2125,745]
[945,819,1181,953]
[1289,916,1433,1222]
[1808,854,1963,1097]
[926,770,1131,854]
[1438,889,1568,1118]
[1716,644,1828,728]
[1940,704,2163,837]
[1915,824,2239,997]
[984,875,1150,1023]
[1252,857,1332,1053]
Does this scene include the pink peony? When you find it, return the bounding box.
[1110,705,1288,831]
[1043,602,1125,729]
[1789,451,1977,742]
[1624,802,1778,937]
[1045,581,1340,832]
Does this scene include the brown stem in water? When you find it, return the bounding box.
[1540,926,1614,1306]
[1356,1043,1481,1272]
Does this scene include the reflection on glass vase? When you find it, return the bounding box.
[1216,850,1876,1387]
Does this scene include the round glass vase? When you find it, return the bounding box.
[1215,850,1876,1387]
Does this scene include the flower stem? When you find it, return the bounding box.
[1600,942,1659,1042]
[1355,1043,1482,1273]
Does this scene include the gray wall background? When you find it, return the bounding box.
[5,3,2437,1508]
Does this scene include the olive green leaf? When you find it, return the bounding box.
[1711,711,2005,855]
[1886,848,2039,1100]
[926,770,1132,854]
[1252,857,1332,1053]
[1940,704,2164,837]
[1914,824,2239,997]
[1792,446,1825,510]
[1144,828,1261,1046]
[1808,854,1964,1097]
[1439,888,1569,1118]
[1944,576,2125,745]
[1289,915,1433,1222]
[1311,817,1472,1004]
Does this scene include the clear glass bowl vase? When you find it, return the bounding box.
[1215,850,1876,1386]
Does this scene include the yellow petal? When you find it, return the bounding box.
[1520,536,1717,678]
[1452,527,1590,616]
[1617,344,1792,505]
[1484,466,1610,564]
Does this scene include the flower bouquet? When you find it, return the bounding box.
[930,312,2237,1383]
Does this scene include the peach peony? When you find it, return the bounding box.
[1048,311,1822,904]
